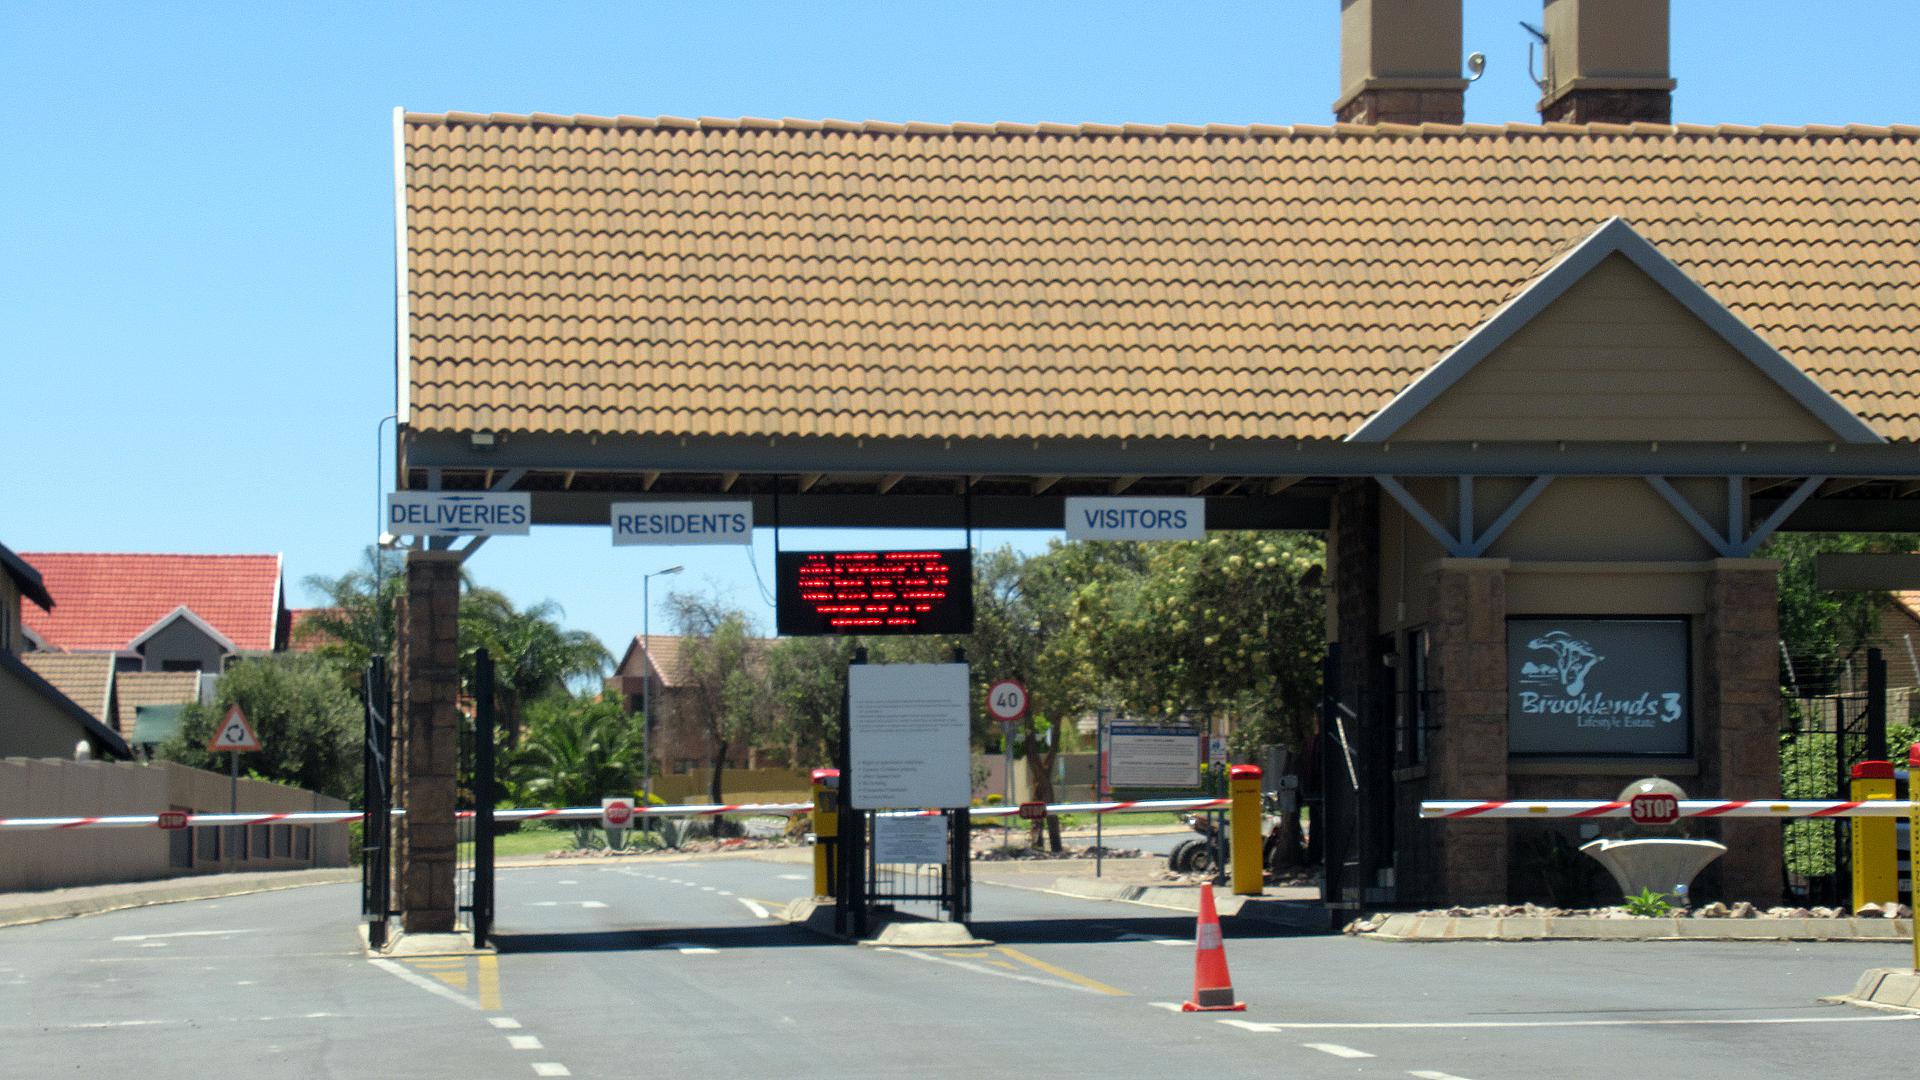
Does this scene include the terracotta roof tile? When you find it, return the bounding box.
[20,652,115,728]
[20,553,284,653]
[402,116,1920,443]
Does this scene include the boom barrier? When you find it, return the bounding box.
[1422,799,1914,820]
[0,796,1233,832]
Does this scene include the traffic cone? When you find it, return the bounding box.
[1180,883,1245,1012]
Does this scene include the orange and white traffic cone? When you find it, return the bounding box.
[1181,882,1245,1012]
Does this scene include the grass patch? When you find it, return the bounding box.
[458,823,598,860]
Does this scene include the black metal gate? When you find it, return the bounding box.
[460,649,498,947]
[1781,647,1891,905]
[361,656,394,949]
[832,648,973,937]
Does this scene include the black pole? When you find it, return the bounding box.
[837,647,867,937]
[950,645,970,924]
[1866,647,1888,763]
[361,655,392,950]
[473,649,496,949]
[1320,644,1345,911]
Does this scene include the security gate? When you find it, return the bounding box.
[361,657,394,949]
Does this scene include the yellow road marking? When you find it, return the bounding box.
[994,947,1129,997]
[986,960,1017,970]
[477,955,501,1011]
[429,968,469,990]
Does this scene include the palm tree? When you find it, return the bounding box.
[510,693,644,844]
[460,587,613,746]
[298,547,409,694]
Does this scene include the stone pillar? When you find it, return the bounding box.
[396,551,461,933]
[1420,558,1512,905]
[1700,558,1783,903]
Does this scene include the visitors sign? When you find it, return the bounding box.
[1064,497,1205,541]
[1106,724,1202,789]
[848,663,971,809]
[386,492,531,537]
[1508,618,1689,756]
[610,501,752,545]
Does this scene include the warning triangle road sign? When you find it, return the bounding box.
[208,703,262,752]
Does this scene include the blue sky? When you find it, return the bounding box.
[5,1,1917,657]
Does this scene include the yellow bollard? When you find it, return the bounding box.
[811,768,839,899]
[1909,743,1919,974]
[1229,764,1263,897]
[1850,760,1897,912]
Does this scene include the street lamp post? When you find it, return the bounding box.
[641,565,684,806]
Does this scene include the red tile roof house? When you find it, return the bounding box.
[0,542,131,759]
[20,553,289,675]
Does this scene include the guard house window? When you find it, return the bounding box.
[1397,628,1430,766]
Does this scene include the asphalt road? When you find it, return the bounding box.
[3,856,1912,1079]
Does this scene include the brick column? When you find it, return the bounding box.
[1420,558,1511,905]
[1701,558,1783,903]
[396,551,461,934]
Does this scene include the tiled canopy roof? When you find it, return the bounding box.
[403,114,1920,443]
[20,553,284,653]
[19,652,115,727]
[116,671,202,735]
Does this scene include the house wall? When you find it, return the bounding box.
[0,665,96,758]
[139,618,229,673]
[1393,255,1837,444]
[0,758,349,891]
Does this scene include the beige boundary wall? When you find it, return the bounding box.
[0,758,349,892]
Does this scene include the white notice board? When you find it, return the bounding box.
[848,663,971,809]
[872,814,949,865]
[1107,724,1202,789]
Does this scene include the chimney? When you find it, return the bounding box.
[1334,0,1468,125]
[1537,0,1675,124]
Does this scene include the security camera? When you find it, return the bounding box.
[1466,52,1487,82]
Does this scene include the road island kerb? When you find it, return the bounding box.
[1352,911,1915,943]
[1830,968,1920,1013]
[0,868,358,930]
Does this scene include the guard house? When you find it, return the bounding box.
[384,0,1920,927]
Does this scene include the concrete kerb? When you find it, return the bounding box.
[781,897,992,947]
[1827,968,1920,1013]
[0,868,359,930]
[360,922,495,958]
[1037,876,1336,932]
[1360,912,1917,942]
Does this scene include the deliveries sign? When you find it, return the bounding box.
[1507,618,1689,757]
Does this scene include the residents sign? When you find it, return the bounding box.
[386,492,531,537]
[1064,497,1205,541]
[610,501,752,545]
[1507,618,1689,756]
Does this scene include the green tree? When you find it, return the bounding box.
[668,591,772,803]
[765,635,857,768]
[508,691,645,842]
[1764,531,1916,690]
[297,547,407,692]
[157,654,362,801]
[460,587,613,746]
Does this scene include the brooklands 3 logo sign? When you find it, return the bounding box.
[1515,628,1682,730]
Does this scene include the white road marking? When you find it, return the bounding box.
[1409,1071,1478,1080]
[701,886,716,891]
[56,1013,341,1031]
[115,929,260,942]
[1303,1043,1375,1060]
[1223,1014,1920,1032]
[489,1017,523,1029]
[1117,933,1188,946]
[557,880,578,885]
[139,942,168,948]
[508,1034,544,1050]
[776,874,807,880]
[737,898,771,919]
[879,946,1112,995]
[671,944,719,954]
[1148,1002,1185,1013]
[533,1065,572,1077]
[236,980,256,986]
[369,959,480,1010]
[717,890,734,896]
[527,901,609,909]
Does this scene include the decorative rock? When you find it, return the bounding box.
[1728,901,1755,919]
[1857,902,1884,917]
[1695,902,1731,919]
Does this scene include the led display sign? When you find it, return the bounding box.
[775,549,974,636]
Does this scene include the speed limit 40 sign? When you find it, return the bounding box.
[987,679,1028,722]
